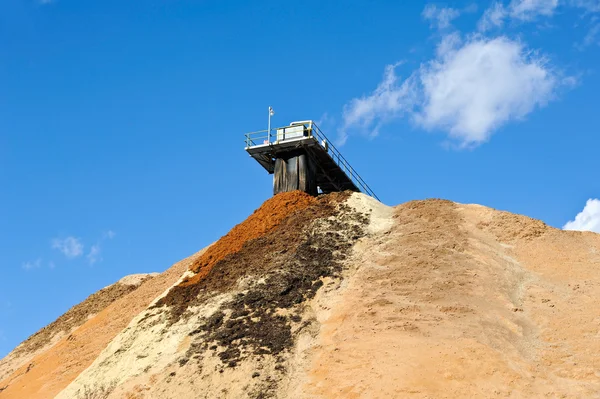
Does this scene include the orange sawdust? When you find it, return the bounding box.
[181,191,316,287]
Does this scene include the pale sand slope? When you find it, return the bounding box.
[303,198,600,398]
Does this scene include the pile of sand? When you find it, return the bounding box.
[301,198,600,398]
[2,192,600,399]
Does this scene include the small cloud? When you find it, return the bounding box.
[578,22,600,48]
[463,3,479,13]
[87,244,102,265]
[103,230,116,240]
[316,112,336,135]
[339,62,419,145]
[48,261,56,270]
[478,2,508,31]
[478,0,559,31]
[316,112,332,127]
[571,0,600,13]
[563,198,600,233]
[22,258,42,271]
[510,0,559,21]
[51,236,84,259]
[422,4,461,30]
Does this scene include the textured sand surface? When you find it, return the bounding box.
[303,199,600,398]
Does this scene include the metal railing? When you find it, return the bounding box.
[244,121,379,200]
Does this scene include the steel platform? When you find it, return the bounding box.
[244,121,378,199]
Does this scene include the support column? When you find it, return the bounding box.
[273,149,317,196]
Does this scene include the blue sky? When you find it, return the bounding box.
[1,0,599,358]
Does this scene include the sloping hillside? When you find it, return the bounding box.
[1,192,599,398]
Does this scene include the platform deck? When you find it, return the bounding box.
[245,122,378,200]
[245,135,360,194]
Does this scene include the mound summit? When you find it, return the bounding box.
[1,192,599,398]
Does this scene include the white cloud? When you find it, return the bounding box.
[340,63,418,144]
[563,199,600,233]
[341,35,561,147]
[464,3,480,13]
[580,23,600,47]
[51,236,84,259]
[422,4,461,29]
[87,244,102,265]
[478,0,559,31]
[479,2,509,30]
[417,36,557,146]
[571,0,600,12]
[87,230,115,264]
[510,0,559,20]
[22,258,42,271]
[568,1,600,49]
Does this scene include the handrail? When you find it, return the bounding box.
[244,122,379,201]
